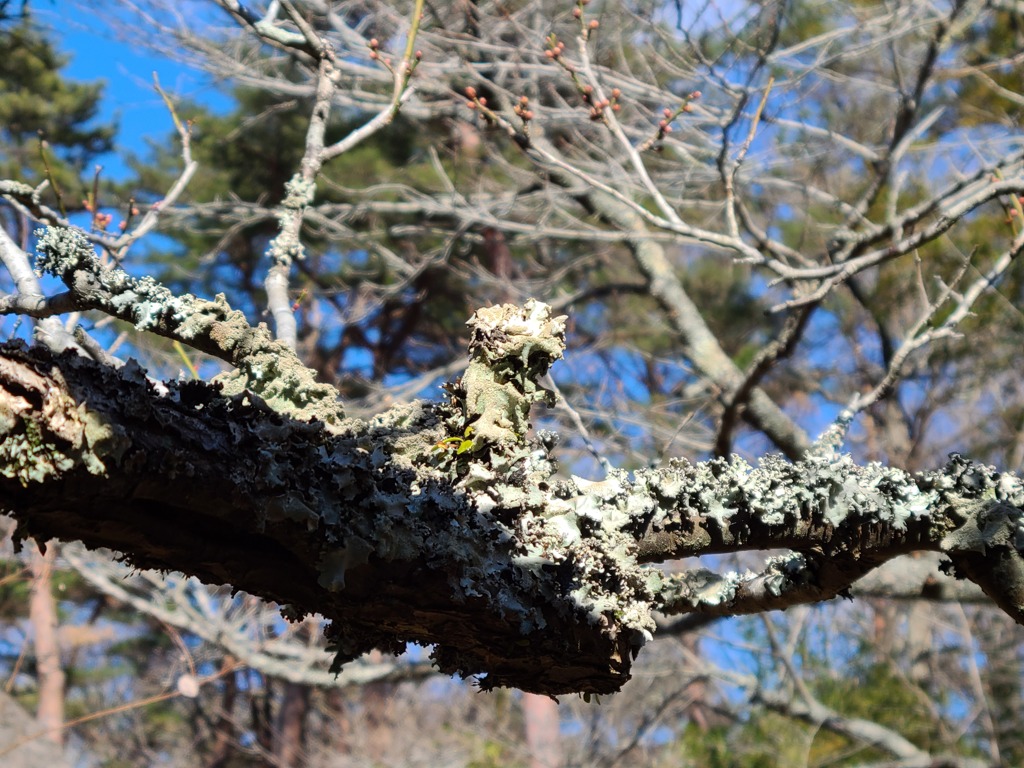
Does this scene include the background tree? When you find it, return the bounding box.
[1,0,1024,766]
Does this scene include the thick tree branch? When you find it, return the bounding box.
[1,296,1023,693]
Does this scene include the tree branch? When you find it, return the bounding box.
[1,301,1023,694]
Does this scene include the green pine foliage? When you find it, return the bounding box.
[0,15,114,208]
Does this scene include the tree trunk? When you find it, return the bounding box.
[273,681,309,768]
[522,693,561,768]
[28,542,64,747]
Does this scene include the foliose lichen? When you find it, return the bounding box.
[35,226,345,426]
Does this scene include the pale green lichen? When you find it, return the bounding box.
[79,407,129,475]
[0,352,127,484]
[36,227,190,333]
[760,552,811,597]
[654,552,813,614]
[457,300,565,451]
[628,451,981,542]
[35,225,345,426]
[310,301,659,659]
[0,418,73,485]
[35,226,101,276]
[268,175,316,263]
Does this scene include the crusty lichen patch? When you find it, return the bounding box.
[0,343,128,483]
[455,299,566,453]
[411,302,658,661]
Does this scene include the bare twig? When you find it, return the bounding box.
[834,229,1024,425]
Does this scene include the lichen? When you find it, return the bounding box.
[308,302,659,673]
[0,418,69,484]
[0,347,131,484]
[35,226,345,427]
[456,299,566,452]
[268,174,317,263]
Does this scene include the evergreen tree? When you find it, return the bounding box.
[0,14,114,237]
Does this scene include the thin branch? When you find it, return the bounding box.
[0,224,77,351]
[62,543,435,689]
[110,73,198,260]
[714,302,815,457]
[319,0,424,161]
[838,229,1024,423]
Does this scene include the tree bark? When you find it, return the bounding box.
[1,306,1024,695]
[272,681,309,768]
[523,693,561,768]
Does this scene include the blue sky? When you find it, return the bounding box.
[36,2,232,178]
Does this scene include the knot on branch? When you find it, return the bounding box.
[456,299,566,453]
[939,499,1024,623]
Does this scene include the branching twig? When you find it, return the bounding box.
[0,224,77,351]
[109,73,198,260]
[836,229,1024,425]
[714,302,815,457]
